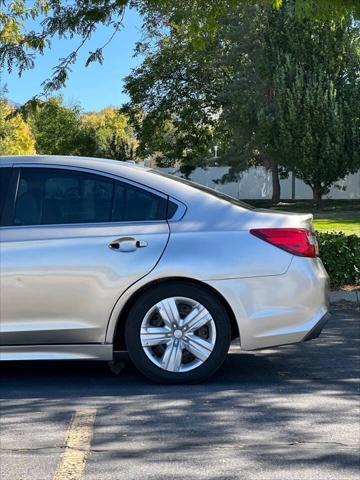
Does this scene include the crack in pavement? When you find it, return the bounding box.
[1,440,357,454]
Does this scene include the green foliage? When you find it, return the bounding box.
[80,107,138,161]
[268,9,360,205]
[125,1,359,202]
[0,98,35,154]
[274,0,360,19]
[316,232,360,287]
[1,0,358,92]
[220,3,360,206]
[20,97,85,155]
[124,4,232,166]
[0,0,127,92]
[123,27,228,167]
[17,98,138,160]
[219,4,274,172]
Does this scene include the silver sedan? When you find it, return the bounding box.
[0,156,329,383]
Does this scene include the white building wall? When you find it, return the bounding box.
[159,166,360,200]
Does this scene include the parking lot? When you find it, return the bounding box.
[0,305,359,480]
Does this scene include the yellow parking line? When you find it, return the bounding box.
[53,408,97,480]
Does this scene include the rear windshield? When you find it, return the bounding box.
[151,169,254,210]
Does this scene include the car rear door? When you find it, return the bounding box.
[0,164,170,346]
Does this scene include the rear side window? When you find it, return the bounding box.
[13,168,171,226]
[112,182,167,222]
[0,168,12,219]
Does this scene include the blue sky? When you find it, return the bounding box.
[2,8,143,111]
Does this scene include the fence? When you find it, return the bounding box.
[159,166,360,200]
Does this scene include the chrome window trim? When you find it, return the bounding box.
[0,220,168,231]
[16,163,168,199]
[2,163,186,228]
[168,196,187,222]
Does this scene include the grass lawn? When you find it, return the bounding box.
[245,199,360,235]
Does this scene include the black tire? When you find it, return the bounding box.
[125,281,231,384]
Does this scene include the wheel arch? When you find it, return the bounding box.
[112,276,240,350]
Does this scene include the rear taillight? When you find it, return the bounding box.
[250,228,319,257]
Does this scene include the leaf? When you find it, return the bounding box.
[85,48,104,67]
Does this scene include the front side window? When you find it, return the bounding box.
[14,168,171,226]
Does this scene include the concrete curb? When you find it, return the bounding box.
[329,290,359,306]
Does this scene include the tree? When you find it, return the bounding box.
[276,65,359,207]
[0,99,35,155]
[219,4,284,202]
[125,1,359,205]
[266,7,360,207]
[16,97,138,160]
[80,107,138,160]
[123,28,228,170]
[1,1,359,93]
[125,3,286,198]
[20,97,85,155]
[125,112,182,167]
[214,2,359,205]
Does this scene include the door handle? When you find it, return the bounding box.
[109,237,147,252]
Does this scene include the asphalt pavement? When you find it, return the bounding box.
[0,305,359,480]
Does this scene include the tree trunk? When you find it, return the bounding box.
[271,161,281,204]
[312,188,322,210]
[291,171,296,200]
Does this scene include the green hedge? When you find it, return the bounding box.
[316,232,360,288]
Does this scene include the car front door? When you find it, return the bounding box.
[0,165,170,346]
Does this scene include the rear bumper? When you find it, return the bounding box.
[303,312,331,342]
[207,256,330,350]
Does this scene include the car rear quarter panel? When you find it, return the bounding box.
[152,225,292,280]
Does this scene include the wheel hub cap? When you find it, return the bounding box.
[140,296,217,373]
